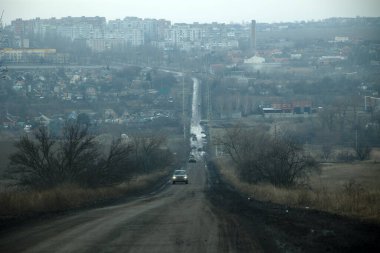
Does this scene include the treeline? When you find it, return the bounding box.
[7,120,173,189]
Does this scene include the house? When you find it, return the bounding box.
[35,114,51,126]
[263,100,312,115]
[1,113,18,128]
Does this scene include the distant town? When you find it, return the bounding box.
[1,16,379,63]
[1,8,380,251]
[0,16,380,135]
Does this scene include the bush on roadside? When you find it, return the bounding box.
[215,124,319,187]
[7,121,173,189]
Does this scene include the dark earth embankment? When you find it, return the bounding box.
[206,161,380,253]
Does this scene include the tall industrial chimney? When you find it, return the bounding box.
[250,20,256,56]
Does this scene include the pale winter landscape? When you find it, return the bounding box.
[0,1,380,252]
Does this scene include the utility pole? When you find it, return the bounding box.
[207,78,215,156]
[207,78,211,130]
[182,74,186,141]
[274,118,277,140]
[355,128,358,152]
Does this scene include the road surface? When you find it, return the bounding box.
[2,76,377,253]
[0,161,227,253]
[0,77,244,252]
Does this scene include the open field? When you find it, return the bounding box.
[209,117,380,221]
[311,161,380,191]
[215,157,380,222]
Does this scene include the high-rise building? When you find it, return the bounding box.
[11,18,25,36]
[250,20,256,55]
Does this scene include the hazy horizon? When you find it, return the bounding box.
[1,0,380,25]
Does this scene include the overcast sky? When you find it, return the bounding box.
[2,0,380,25]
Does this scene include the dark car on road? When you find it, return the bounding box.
[188,156,196,163]
[172,170,188,184]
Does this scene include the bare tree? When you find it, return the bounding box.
[216,124,319,187]
[85,138,134,187]
[9,119,174,189]
[321,144,334,161]
[259,136,319,187]
[242,95,253,116]
[318,107,338,131]
[9,127,59,188]
[215,124,268,166]
[313,129,337,161]
[58,122,99,183]
[353,136,372,161]
[131,134,172,173]
[8,123,99,188]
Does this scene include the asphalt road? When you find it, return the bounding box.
[0,75,239,253]
[1,75,379,252]
[0,161,234,253]
[0,74,238,251]
[0,77,258,253]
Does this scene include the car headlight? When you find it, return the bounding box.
[172,176,176,179]
[184,176,187,179]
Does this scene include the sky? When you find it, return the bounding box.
[1,0,380,25]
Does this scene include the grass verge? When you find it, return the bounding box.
[215,158,380,223]
[0,169,170,220]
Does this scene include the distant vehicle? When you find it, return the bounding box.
[172,169,188,184]
[188,157,196,163]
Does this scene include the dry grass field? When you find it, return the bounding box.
[215,157,380,222]
[0,169,170,218]
[311,161,380,191]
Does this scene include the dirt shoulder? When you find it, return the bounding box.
[206,161,380,253]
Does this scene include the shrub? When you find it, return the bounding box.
[7,122,171,189]
[216,125,319,187]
